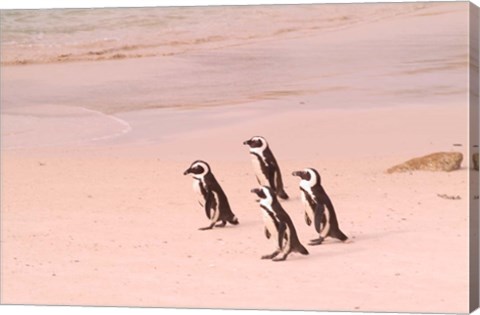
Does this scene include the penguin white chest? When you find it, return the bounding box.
[192,179,205,206]
[300,190,308,207]
[300,182,315,221]
[260,204,279,245]
[250,154,267,185]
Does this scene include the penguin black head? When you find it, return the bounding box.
[250,187,267,199]
[243,136,268,150]
[183,160,211,178]
[292,168,321,186]
[250,186,275,204]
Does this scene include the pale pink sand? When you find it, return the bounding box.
[1,104,470,313]
[0,2,473,313]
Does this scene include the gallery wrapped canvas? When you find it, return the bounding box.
[0,1,479,314]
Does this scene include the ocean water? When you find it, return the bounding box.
[1,3,428,65]
[0,2,469,149]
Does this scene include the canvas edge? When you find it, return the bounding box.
[470,1,480,314]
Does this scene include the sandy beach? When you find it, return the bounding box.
[0,2,475,313]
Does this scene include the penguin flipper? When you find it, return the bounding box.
[314,204,325,233]
[277,223,287,249]
[274,170,289,200]
[305,212,312,226]
[204,194,213,219]
[204,192,217,220]
[265,227,271,239]
[266,167,277,192]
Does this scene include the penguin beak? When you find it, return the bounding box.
[292,171,303,177]
[183,168,191,175]
[292,170,309,180]
[250,188,261,195]
[250,188,262,201]
[243,140,250,146]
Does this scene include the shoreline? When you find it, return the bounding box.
[1,101,469,157]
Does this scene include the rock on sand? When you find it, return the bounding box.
[387,152,463,173]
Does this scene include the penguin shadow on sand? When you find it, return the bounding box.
[345,228,408,243]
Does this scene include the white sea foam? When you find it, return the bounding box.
[1,3,428,65]
[79,107,132,142]
[1,105,133,150]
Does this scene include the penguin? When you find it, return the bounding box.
[243,136,289,200]
[251,186,308,261]
[184,160,239,230]
[292,168,348,245]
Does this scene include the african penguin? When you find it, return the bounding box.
[292,168,348,245]
[251,186,308,261]
[243,136,289,199]
[184,160,239,230]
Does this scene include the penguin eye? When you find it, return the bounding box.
[305,172,311,181]
[194,166,204,174]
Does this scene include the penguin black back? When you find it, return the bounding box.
[292,168,348,245]
[251,186,308,261]
[184,160,239,230]
[243,136,289,200]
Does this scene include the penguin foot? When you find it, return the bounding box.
[215,221,226,227]
[272,255,287,262]
[198,225,214,231]
[308,237,324,246]
[261,251,280,260]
